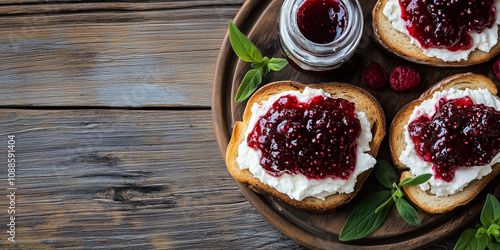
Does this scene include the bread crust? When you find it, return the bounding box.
[372,0,500,67]
[389,73,500,213]
[226,81,386,213]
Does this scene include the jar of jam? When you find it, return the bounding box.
[278,0,364,74]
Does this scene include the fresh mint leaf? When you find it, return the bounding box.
[228,22,262,63]
[477,227,488,237]
[395,197,420,226]
[487,224,500,238]
[340,159,432,241]
[339,191,392,241]
[268,58,288,71]
[392,184,404,199]
[454,228,485,250]
[234,69,263,103]
[375,184,403,214]
[476,234,489,250]
[455,194,500,250]
[486,238,500,250]
[481,194,500,228]
[375,196,394,214]
[399,173,433,187]
[374,159,398,188]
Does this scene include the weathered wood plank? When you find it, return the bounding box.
[0,1,241,15]
[0,0,240,6]
[0,2,244,108]
[0,109,303,249]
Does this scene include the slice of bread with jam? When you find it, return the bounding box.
[390,73,500,213]
[372,0,500,67]
[226,81,386,212]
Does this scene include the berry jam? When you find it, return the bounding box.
[247,94,361,180]
[297,0,347,44]
[408,96,500,182]
[398,0,496,51]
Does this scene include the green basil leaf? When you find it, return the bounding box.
[228,22,262,63]
[252,57,270,75]
[454,228,486,250]
[268,58,288,71]
[234,69,263,103]
[481,194,500,228]
[374,159,398,188]
[399,173,433,187]
[339,191,392,241]
[251,61,265,69]
[395,197,420,226]
[262,57,270,75]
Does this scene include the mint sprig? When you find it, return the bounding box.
[339,159,432,241]
[339,191,393,241]
[228,22,288,103]
[454,194,500,250]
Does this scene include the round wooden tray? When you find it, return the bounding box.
[212,0,500,248]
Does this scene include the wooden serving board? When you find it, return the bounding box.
[212,0,500,248]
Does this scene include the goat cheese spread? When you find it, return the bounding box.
[383,0,500,62]
[236,87,375,201]
[401,88,500,196]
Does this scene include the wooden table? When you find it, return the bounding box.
[0,0,463,248]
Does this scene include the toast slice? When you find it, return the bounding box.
[390,73,500,213]
[372,0,500,67]
[226,81,386,213]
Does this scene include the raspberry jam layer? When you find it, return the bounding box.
[247,94,361,180]
[398,0,496,51]
[408,96,500,182]
[297,0,347,44]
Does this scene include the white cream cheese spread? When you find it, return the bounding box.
[400,88,500,196]
[236,87,376,201]
[383,0,500,62]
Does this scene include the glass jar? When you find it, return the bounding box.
[278,0,364,74]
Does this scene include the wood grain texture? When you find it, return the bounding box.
[0,0,482,248]
[0,1,244,15]
[0,0,244,108]
[213,0,500,248]
[0,109,303,249]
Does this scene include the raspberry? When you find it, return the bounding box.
[361,61,388,89]
[493,57,500,80]
[390,66,421,92]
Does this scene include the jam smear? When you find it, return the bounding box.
[399,0,496,51]
[408,96,500,182]
[247,94,361,180]
[297,0,347,44]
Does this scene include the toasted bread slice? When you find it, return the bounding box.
[226,81,386,213]
[372,0,500,67]
[390,73,500,213]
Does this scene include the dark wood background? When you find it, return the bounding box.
[0,0,483,248]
